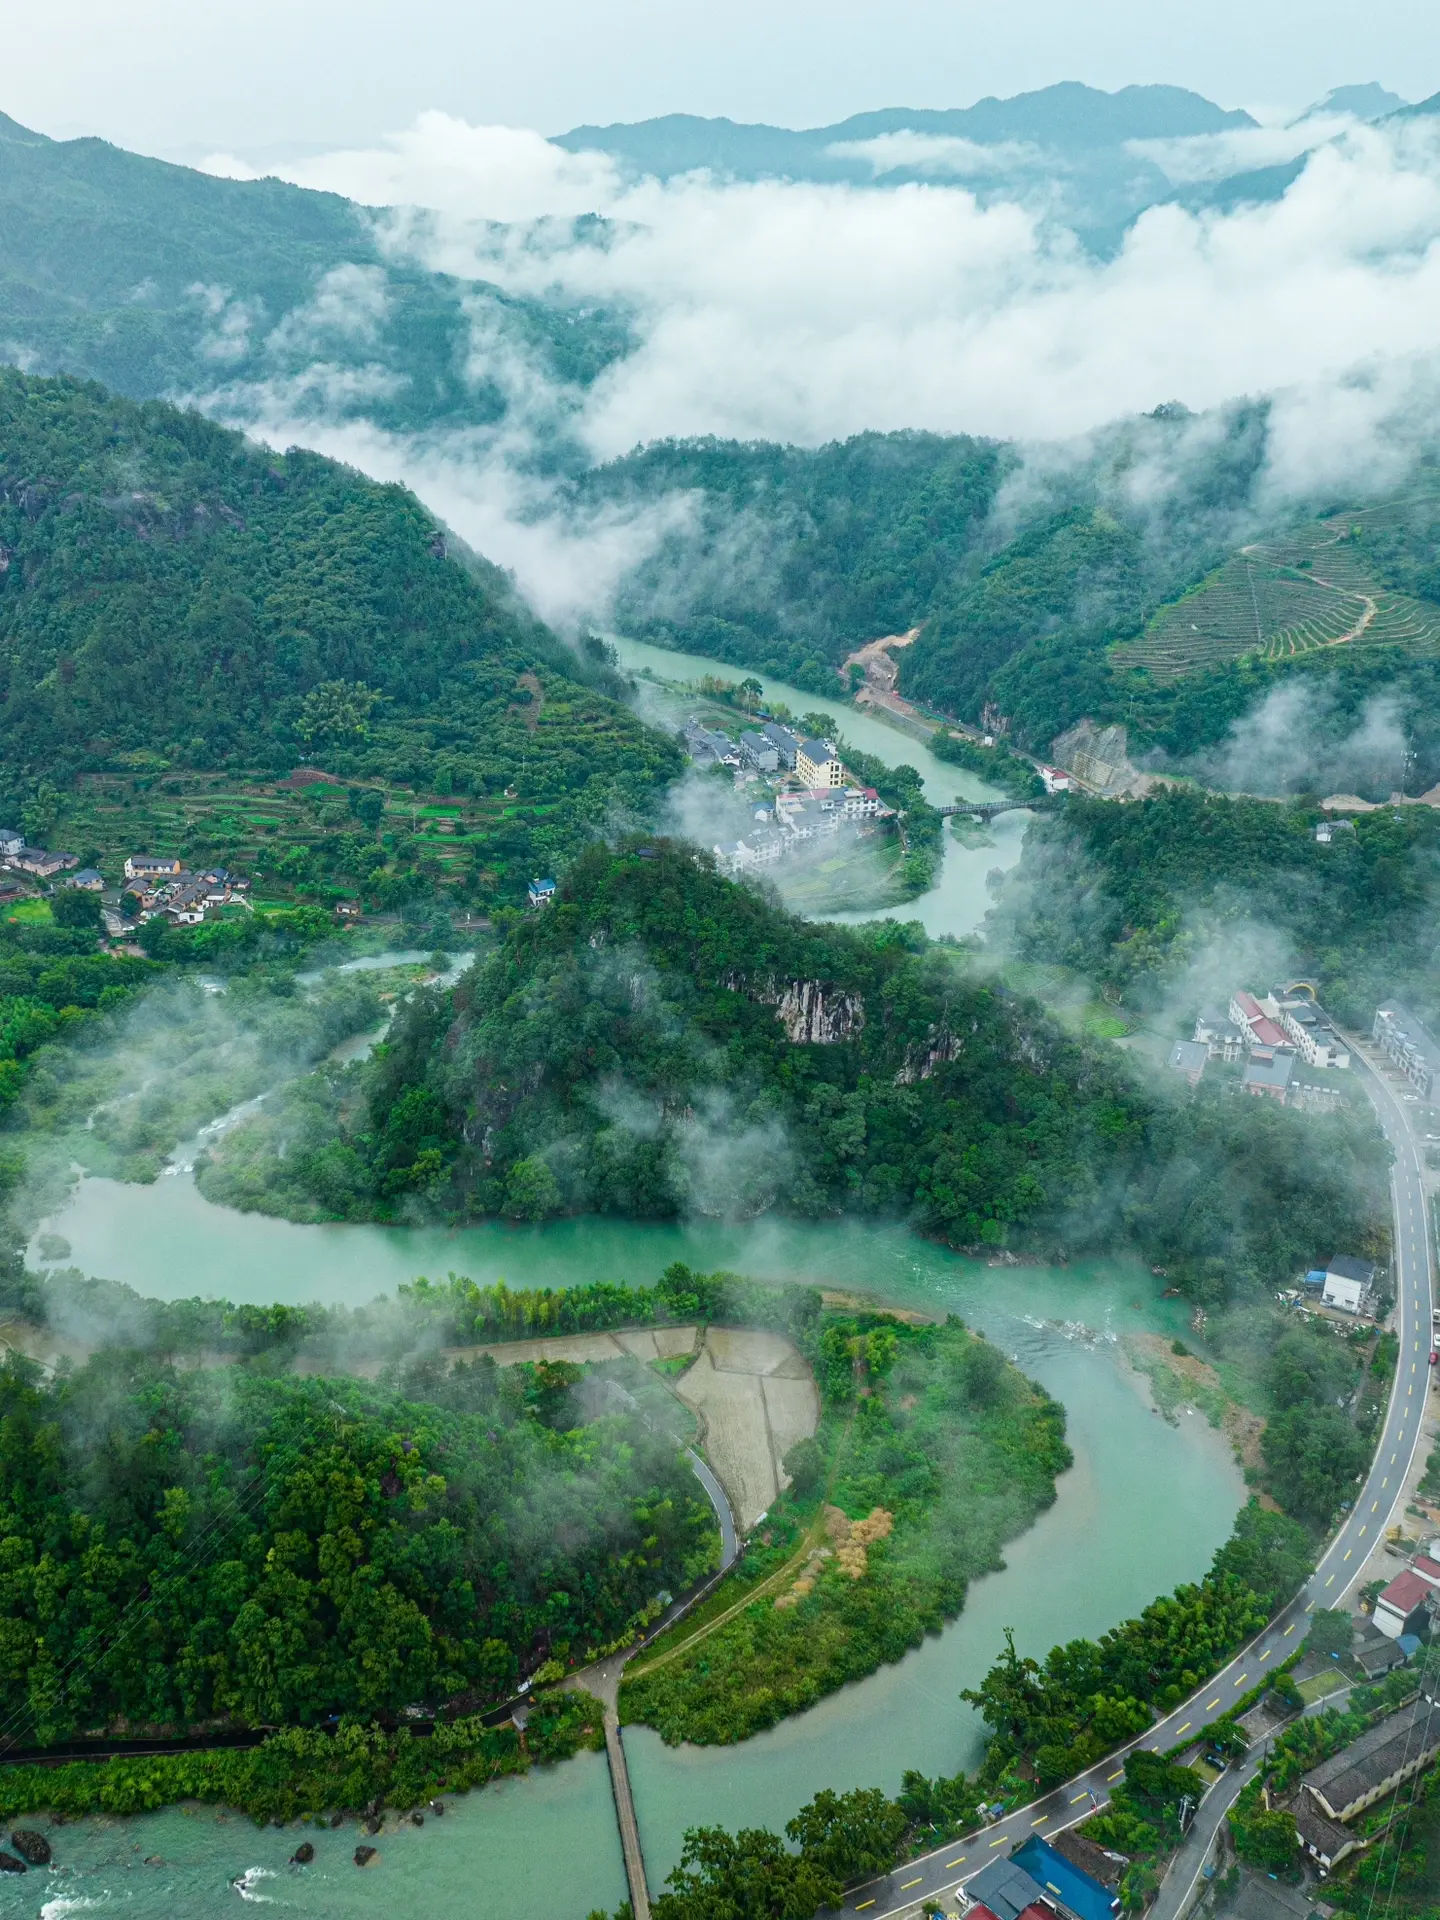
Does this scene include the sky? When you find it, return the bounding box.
[3,0,1437,154]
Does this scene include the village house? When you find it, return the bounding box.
[527,878,557,909]
[1229,990,1289,1052]
[738,729,780,773]
[0,828,22,857]
[12,849,78,878]
[124,855,183,882]
[1371,1568,1438,1639]
[760,721,800,769]
[1301,1697,1440,1820]
[681,719,738,766]
[65,868,105,891]
[1241,1046,1296,1103]
[1167,1039,1208,1087]
[794,738,843,788]
[1193,1009,1246,1062]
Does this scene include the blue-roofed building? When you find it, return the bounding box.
[1010,1836,1121,1920]
[527,878,557,909]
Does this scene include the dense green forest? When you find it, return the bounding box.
[193,839,1390,1306]
[988,786,1440,1028]
[0,1344,715,1742]
[0,369,680,899]
[621,1312,1070,1742]
[0,110,626,431]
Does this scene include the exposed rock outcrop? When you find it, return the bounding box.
[894,1025,965,1083]
[1052,718,1151,797]
[766,979,865,1045]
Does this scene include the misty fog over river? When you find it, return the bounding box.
[20,644,1244,1917]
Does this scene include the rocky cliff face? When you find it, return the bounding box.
[894,1025,966,1083]
[1052,718,1150,796]
[768,979,866,1044]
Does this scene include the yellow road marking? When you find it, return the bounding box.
[1071,1793,1089,1803]
[946,1858,967,1868]
[1108,1770,1123,1781]
[1033,1816,1049,1826]
[1207,1697,1221,1708]
[1360,1526,1368,1537]
[1345,1549,1353,1560]
[1234,1673,1248,1686]
[1373,1500,1380,1512]
[1283,1624,1296,1636]
[990,1836,1008,1848]
[857,1902,876,1910]
[901,1879,923,1889]
[1325,1574,1336,1586]
[1384,1478,1390,1489]
[1175,1722,1191,1734]
[1260,1649,1272,1661]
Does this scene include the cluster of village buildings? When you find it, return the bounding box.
[1167,987,1353,1111]
[0,830,251,930]
[680,715,893,876]
[120,855,248,925]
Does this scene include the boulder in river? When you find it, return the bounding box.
[329,1813,344,1828]
[428,1800,445,1816]
[411,1812,424,1826]
[10,1832,50,1866]
[0,1852,25,1874]
[354,1845,378,1867]
[291,1843,314,1865]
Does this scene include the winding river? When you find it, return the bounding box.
[17,647,1244,1919]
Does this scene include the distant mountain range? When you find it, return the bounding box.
[554,80,1417,244]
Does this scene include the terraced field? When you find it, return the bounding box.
[1115,509,1440,680]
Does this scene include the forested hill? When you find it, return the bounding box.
[583,424,1440,787]
[0,111,628,431]
[0,369,679,812]
[199,838,1389,1307]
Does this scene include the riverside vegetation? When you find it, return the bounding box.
[621,1312,1071,1744]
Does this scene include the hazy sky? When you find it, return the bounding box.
[5,0,1437,154]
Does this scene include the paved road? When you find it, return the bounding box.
[842,1035,1435,1920]
[688,1447,740,1568]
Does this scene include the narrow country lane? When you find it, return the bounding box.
[842,1028,1435,1920]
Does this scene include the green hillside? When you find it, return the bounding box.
[0,111,627,430]
[1116,507,1440,679]
[0,369,679,909]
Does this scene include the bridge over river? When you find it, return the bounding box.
[932,791,1063,822]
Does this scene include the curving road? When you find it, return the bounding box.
[843,1030,1435,1920]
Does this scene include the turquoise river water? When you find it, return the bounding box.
[12,647,1244,1919]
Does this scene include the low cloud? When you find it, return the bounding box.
[1189,680,1412,798]
[825,132,1045,177]
[180,111,1440,636]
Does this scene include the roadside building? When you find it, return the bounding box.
[1242,1047,1296,1103]
[527,878,556,909]
[1275,996,1351,1069]
[964,1857,1053,1920]
[1009,1836,1121,1920]
[1167,1040,1208,1087]
[1320,1253,1375,1312]
[738,729,780,773]
[1314,819,1356,845]
[1302,1697,1440,1818]
[1036,764,1076,793]
[66,868,104,891]
[1373,1004,1440,1099]
[1372,1569,1437,1640]
[0,828,22,857]
[1291,1789,1368,1873]
[795,738,842,787]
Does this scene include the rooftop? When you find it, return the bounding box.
[1243,1049,1296,1091]
[1379,1570,1434,1614]
[965,1858,1050,1920]
[1326,1254,1377,1284]
[1306,1698,1440,1813]
[1011,1835,1120,1920]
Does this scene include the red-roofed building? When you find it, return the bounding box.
[1374,1569,1438,1639]
[1230,991,1290,1052]
[1410,1554,1440,1591]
